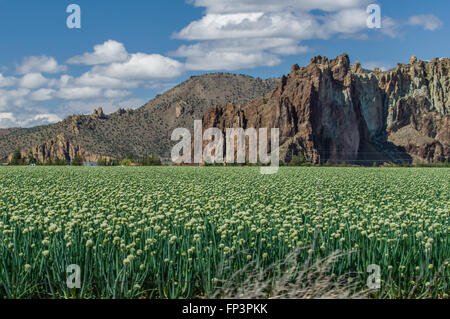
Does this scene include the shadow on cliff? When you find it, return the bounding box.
[368,134,413,166]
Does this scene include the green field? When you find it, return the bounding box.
[0,167,448,299]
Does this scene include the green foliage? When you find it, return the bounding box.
[71,154,84,166]
[413,161,450,168]
[0,167,448,299]
[27,152,38,165]
[289,154,306,166]
[399,161,450,168]
[10,150,24,165]
[97,157,120,166]
[54,157,68,166]
[109,159,120,166]
[139,155,162,166]
[121,159,132,166]
[97,157,107,166]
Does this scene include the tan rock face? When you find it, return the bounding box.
[175,101,187,118]
[378,57,449,162]
[8,134,112,163]
[92,107,106,119]
[202,54,449,164]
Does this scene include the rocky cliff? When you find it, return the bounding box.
[201,54,449,164]
[7,133,112,163]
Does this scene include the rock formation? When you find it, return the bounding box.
[7,134,112,163]
[201,54,449,164]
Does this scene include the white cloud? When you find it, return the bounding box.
[174,38,305,56]
[0,112,62,128]
[0,41,185,126]
[91,53,184,80]
[16,56,66,74]
[174,12,320,41]
[0,88,30,108]
[32,113,62,124]
[320,8,368,36]
[19,73,49,89]
[2,119,17,128]
[104,89,132,99]
[0,112,17,128]
[379,15,443,38]
[57,75,73,88]
[175,1,444,70]
[380,16,402,38]
[408,15,443,31]
[172,37,307,70]
[175,8,370,41]
[55,87,131,101]
[29,88,56,101]
[270,45,310,55]
[65,41,183,91]
[0,40,185,128]
[67,40,129,65]
[0,97,6,109]
[0,73,17,87]
[174,0,372,70]
[56,87,103,100]
[74,72,140,89]
[0,112,15,120]
[190,51,281,71]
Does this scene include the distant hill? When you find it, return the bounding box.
[0,73,279,162]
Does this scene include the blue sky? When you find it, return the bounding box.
[0,0,448,128]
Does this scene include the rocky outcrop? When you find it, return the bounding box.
[377,57,449,162]
[7,134,112,163]
[201,54,449,164]
[92,107,107,119]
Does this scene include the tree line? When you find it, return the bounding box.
[3,150,447,168]
[4,150,162,166]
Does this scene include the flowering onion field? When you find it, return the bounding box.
[0,167,448,299]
